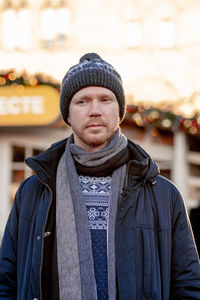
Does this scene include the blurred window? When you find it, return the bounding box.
[16,6,33,50]
[0,0,71,51]
[124,20,143,48]
[40,1,71,49]
[2,7,18,50]
[157,19,175,48]
[10,145,43,203]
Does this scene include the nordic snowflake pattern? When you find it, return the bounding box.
[79,176,111,230]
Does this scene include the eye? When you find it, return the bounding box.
[77,99,87,104]
[101,98,110,102]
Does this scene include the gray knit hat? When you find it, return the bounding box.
[60,53,126,124]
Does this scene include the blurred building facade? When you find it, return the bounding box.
[0,0,200,238]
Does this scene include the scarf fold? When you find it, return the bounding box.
[74,147,130,176]
[70,128,127,167]
[56,130,127,300]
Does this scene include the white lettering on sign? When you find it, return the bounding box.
[0,96,45,115]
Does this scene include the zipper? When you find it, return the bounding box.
[25,159,53,300]
[39,183,52,300]
[150,170,158,185]
[43,231,51,238]
[124,160,132,189]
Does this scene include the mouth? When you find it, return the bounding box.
[86,123,105,128]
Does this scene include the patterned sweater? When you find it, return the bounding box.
[79,175,111,300]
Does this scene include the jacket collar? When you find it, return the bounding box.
[25,138,67,184]
[25,138,159,187]
[126,140,159,189]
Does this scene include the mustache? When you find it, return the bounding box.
[85,118,106,127]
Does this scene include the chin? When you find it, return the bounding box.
[85,137,107,147]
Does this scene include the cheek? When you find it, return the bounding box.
[111,104,120,119]
[69,108,81,122]
[68,109,86,128]
[110,107,120,123]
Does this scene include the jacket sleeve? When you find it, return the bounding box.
[170,191,200,299]
[0,182,23,299]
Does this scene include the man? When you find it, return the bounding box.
[0,53,200,300]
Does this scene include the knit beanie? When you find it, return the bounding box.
[60,53,126,124]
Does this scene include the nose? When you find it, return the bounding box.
[88,99,102,117]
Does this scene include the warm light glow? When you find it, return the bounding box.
[55,7,71,37]
[40,8,56,43]
[0,77,6,85]
[132,113,144,126]
[157,20,175,48]
[124,21,143,47]
[189,126,198,134]
[149,110,160,120]
[162,119,172,128]
[184,120,192,128]
[194,95,200,110]
[8,72,16,81]
[29,77,38,86]
[179,103,195,117]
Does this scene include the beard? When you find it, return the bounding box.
[77,131,111,147]
[74,127,113,147]
[72,120,118,150]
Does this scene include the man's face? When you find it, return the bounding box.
[68,86,120,152]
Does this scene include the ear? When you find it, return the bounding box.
[67,115,71,125]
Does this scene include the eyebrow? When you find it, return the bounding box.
[100,93,115,98]
[75,92,115,100]
[75,95,91,100]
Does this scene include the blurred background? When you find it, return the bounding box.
[0,0,200,246]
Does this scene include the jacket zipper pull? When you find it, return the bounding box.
[43,231,51,238]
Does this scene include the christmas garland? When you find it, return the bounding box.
[0,69,60,91]
[0,70,199,137]
[125,105,200,137]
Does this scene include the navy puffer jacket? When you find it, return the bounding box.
[0,139,200,299]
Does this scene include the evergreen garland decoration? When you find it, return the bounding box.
[125,105,200,137]
[0,69,199,137]
[0,69,60,91]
